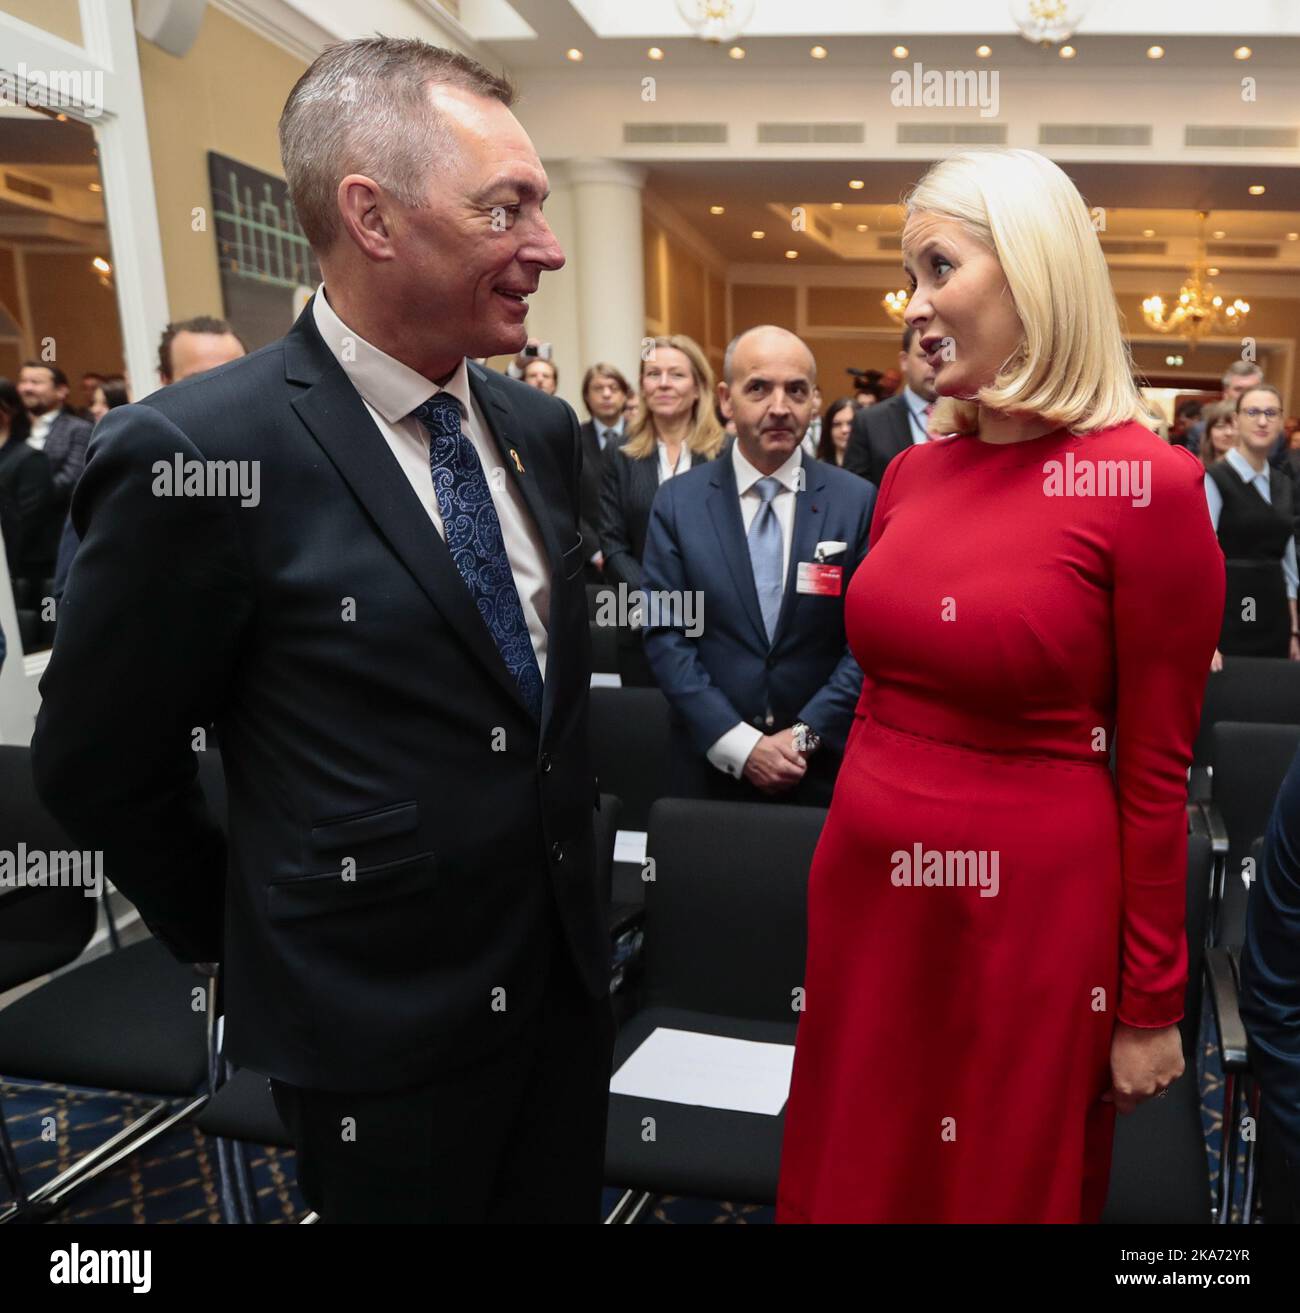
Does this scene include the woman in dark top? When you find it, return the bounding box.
[0,376,57,585]
[1205,384,1298,664]
[817,396,859,467]
[599,334,724,685]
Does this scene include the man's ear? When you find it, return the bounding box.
[337,174,395,262]
[717,380,733,421]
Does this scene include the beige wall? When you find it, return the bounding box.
[137,6,307,321]
[3,0,81,45]
[647,214,727,382]
[22,250,125,390]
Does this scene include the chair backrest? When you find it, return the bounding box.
[1194,659,1300,768]
[589,686,672,832]
[593,792,623,907]
[1211,721,1300,948]
[0,744,98,988]
[641,798,826,1022]
[1182,830,1212,1063]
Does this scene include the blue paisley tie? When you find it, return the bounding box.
[412,392,544,720]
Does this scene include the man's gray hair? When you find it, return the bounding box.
[1223,359,1264,388]
[278,37,515,253]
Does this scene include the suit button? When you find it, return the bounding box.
[551,841,563,862]
[540,753,552,772]
[765,712,775,727]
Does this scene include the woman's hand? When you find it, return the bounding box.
[1210,648,1223,672]
[1290,634,1300,662]
[1102,1022,1184,1115]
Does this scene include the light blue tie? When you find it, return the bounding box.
[748,476,784,644]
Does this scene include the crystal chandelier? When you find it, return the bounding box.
[1141,212,1251,344]
[674,0,756,44]
[882,288,911,326]
[1009,0,1090,46]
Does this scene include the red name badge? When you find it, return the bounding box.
[796,562,842,596]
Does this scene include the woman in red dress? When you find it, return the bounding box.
[777,148,1225,1223]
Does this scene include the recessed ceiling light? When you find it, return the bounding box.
[810,46,828,60]
[1248,184,1266,195]
[848,179,864,190]
[88,182,102,192]
[856,224,869,232]
[785,249,799,259]
[1234,46,1252,60]
[1147,46,1164,59]
[892,46,909,59]
[1142,228,1155,237]
[976,45,992,58]
[830,201,843,210]
[566,48,583,62]
[751,230,765,239]
[1059,45,1076,59]
[709,205,725,215]
[728,45,746,59]
[647,47,664,61]
[92,257,111,274]
[1207,267,1220,277]
[1288,232,1299,241]
[1212,229,1226,239]
[55,113,67,122]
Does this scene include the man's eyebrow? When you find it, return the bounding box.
[472,176,549,204]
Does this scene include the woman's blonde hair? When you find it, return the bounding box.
[903,148,1152,436]
[621,335,726,462]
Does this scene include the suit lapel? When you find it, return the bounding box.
[771,458,826,648]
[706,454,769,650]
[893,394,915,454]
[285,306,536,721]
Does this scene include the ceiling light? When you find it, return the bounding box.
[88,182,102,192]
[848,179,864,190]
[1234,46,1252,60]
[810,46,827,59]
[1248,184,1266,195]
[566,48,583,62]
[830,201,843,210]
[1211,229,1225,239]
[1287,232,1299,241]
[976,45,992,58]
[751,230,765,239]
[1147,46,1164,59]
[1142,228,1155,237]
[785,250,799,259]
[92,257,111,274]
[1059,45,1076,59]
[892,46,908,59]
[648,47,664,60]
[709,205,725,215]
[728,45,746,59]
[856,224,869,232]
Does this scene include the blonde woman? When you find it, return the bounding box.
[599,335,724,683]
[777,149,1225,1223]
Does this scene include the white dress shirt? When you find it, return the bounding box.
[656,438,691,484]
[706,442,804,779]
[312,286,551,676]
[27,408,61,450]
[593,418,624,452]
[1204,447,1299,600]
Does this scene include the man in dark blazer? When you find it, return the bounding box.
[16,362,91,513]
[843,325,937,488]
[577,362,630,582]
[1240,741,1300,1222]
[642,326,874,808]
[32,37,612,1224]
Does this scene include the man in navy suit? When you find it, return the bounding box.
[1240,742,1300,1221]
[33,37,612,1224]
[641,326,875,808]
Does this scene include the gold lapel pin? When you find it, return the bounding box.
[509,448,525,474]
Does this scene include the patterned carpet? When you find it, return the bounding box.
[0,1008,1246,1225]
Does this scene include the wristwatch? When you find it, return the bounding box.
[791,721,821,754]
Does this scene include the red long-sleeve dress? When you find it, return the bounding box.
[777,422,1225,1223]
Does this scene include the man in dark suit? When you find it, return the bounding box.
[32,37,613,1224]
[843,325,937,487]
[16,361,91,513]
[1240,742,1300,1222]
[641,326,874,807]
[577,362,630,581]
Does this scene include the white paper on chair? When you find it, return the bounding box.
[608,1027,795,1115]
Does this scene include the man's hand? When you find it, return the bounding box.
[742,728,807,795]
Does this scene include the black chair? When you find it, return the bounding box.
[1190,659,1300,801]
[0,746,98,994]
[1198,722,1300,949]
[604,799,826,1220]
[589,686,671,836]
[589,621,619,676]
[0,748,226,1222]
[1101,826,1214,1223]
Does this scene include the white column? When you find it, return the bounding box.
[567,158,646,400]
[527,161,582,412]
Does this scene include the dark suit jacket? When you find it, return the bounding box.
[599,441,710,590]
[0,439,56,577]
[41,409,92,510]
[843,392,914,487]
[641,452,874,806]
[32,298,607,1093]
[1240,741,1300,1214]
[577,420,608,565]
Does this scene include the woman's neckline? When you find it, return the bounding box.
[958,425,1073,450]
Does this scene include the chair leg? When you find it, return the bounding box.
[215,1136,241,1224]
[604,1188,654,1224]
[1217,1073,1239,1224]
[0,1096,28,1210]
[1241,1082,1260,1225]
[232,1138,257,1224]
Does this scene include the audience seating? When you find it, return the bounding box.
[604,799,826,1219]
[1190,659,1300,801]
